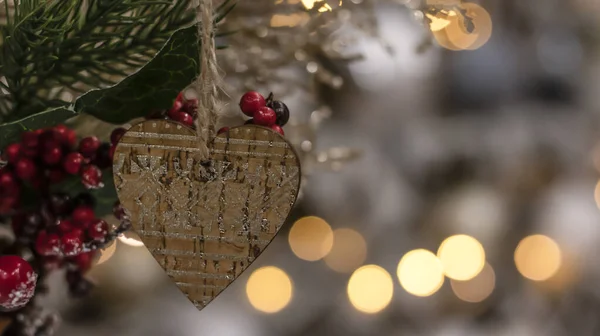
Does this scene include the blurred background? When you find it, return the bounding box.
[50,0,600,335]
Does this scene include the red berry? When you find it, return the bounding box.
[184,99,199,116]
[173,112,194,127]
[0,256,37,310]
[70,252,95,273]
[21,131,39,150]
[78,137,100,158]
[110,128,127,145]
[54,125,76,147]
[239,91,266,117]
[15,158,37,181]
[217,127,229,134]
[35,231,61,256]
[72,206,95,227]
[38,130,60,148]
[254,106,277,126]
[271,125,285,136]
[56,219,74,234]
[176,92,185,102]
[0,169,19,195]
[80,165,103,189]
[87,219,109,242]
[63,152,84,175]
[168,100,184,119]
[3,143,21,164]
[61,228,84,256]
[42,146,63,166]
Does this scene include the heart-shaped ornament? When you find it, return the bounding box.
[112,119,301,310]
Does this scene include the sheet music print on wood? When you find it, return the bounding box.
[113,120,301,310]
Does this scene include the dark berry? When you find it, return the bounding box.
[217,127,229,134]
[74,193,96,208]
[80,165,103,189]
[72,206,95,227]
[21,131,39,150]
[94,143,112,169]
[271,125,285,136]
[0,256,37,310]
[61,228,84,256]
[110,128,127,145]
[254,106,277,126]
[54,125,76,148]
[184,98,199,116]
[35,231,61,256]
[15,158,37,181]
[38,129,61,147]
[47,169,66,184]
[0,196,19,215]
[3,143,21,164]
[87,219,109,242]
[239,91,266,117]
[10,213,25,234]
[113,202,127,220]
[168,100,184,119]
[267,100,290,126]
[78,137,100,158]
[63,152,84,175]
[67,271,94,298]
[56,219,74,234]
[48,193,73,216]
[0,169,19,195]
[42,145,63,166]
[70,252,95,273]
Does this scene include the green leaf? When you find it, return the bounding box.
[0,106,77,147]
[73,25,199,124]
[50,168,118,218]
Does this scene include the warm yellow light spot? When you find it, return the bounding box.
[594,180,600,209]
[397,249,444,297]
[246,266,293,313]
[437,235,485,281]
[324,228,367,273]
[347,265,394,314]
[270,13,310,27]
[450,263,495,303]
[289,216,334,261]
[301,0,334,12]
[95,239,117,265]
[444,3,493,50]
[118,231,145,247]
[515,235,562,281]
[426,11,455,32]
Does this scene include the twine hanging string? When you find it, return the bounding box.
[195,0,222,161]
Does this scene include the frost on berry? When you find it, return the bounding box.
[5,271,37,310]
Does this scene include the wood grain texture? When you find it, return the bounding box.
[113,120,301,310]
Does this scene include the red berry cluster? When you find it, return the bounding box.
[0,125,112,214]
[165,93,198,127]
[236,91,289,136]
[0,255,37,310]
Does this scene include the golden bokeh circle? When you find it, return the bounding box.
[437,235,486,281]
[515,235,562,281]
[288,216,334,261]
[347,265,394,314]
[397,249,445,297]
[450,263,495,303]
[246,266,293,314]
[324,228,367,273]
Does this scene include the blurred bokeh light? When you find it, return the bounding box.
[347,265,394,314]
[437,235,485,281]
[246,266,293,314]
[515,235,562,281]
[397,249,444,297]
[324,228,367,273]
[289,216,334,261]
[450,263,495,303]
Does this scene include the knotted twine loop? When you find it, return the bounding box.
[195,0,222,161]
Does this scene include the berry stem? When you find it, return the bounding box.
[266,92,274,105]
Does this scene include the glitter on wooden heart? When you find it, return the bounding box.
[112,119,301,310]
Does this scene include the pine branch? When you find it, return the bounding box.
[0,0,195,123]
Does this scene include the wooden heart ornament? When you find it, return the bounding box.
[112,119,301,310]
